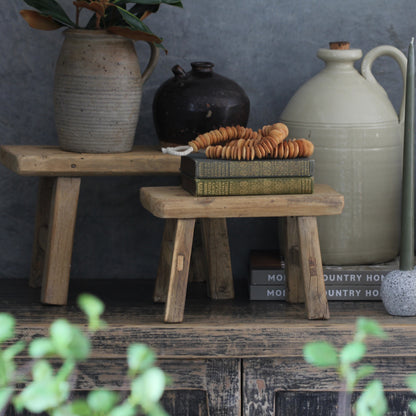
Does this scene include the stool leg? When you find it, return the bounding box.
[284,217,305,303]
[30,177,54,288]
[200,218,234,299]
[41,177,81,305]
[164,218,196,323]
[297,216,330,320]
[154,219,176,303]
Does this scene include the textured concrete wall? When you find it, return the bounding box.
[0,1,414,280]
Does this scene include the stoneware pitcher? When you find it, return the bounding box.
[280,42,406,265]
[54,29,159,153]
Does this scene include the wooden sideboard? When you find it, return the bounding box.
[2,279,416,416]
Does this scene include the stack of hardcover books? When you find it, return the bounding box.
[249,250,398,301]
[180,151,315,196]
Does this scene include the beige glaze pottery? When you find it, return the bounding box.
[54,29,159,153]
[280,45,406,265]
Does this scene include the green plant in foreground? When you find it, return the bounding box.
[0,294,168,416]
[20,0,183,50]
[303,317,416,416]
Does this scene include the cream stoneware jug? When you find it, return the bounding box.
[280,43,406,265]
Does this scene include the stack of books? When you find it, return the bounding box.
[249,250,398,301]
[180,152,315,196]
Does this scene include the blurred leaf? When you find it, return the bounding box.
[355,364,375,382]
[128,344,156,376]
[355,380,388,416]
[0,387,13,412]
[303,341,338,368]
[407,374,416,392]
[355,318,387,342]
[410,400,416,414]
[131,367,166,406]
[3,341,25,361]
[32,360,54,381]
[87,390,120,413]
[109,401,137,416]
[50,319,90,360]
[29,338,55,358]
[124,0,183,6]
[77,294,106,331]
[22,0,75,26]
[340,341,366,365]
[0,314,15,343]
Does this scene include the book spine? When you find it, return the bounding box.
[249,285,382,300]
[250,268,389,286]
[181,158,315,178]
[182,175,314,196]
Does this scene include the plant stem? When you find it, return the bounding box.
[337,385,352,416]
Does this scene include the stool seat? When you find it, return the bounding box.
[140,185,344,323]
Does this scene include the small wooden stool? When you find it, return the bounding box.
[140,184,344,323]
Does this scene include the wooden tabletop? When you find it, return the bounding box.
[0,145,181,176]
[140,184,344,218]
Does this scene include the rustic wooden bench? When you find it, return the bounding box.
[0,145,180,305]
[140,185,344,323]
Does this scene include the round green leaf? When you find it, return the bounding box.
[131,367,166,406]
[0,314,15,343]
[407,374,416,392]
[29,338,55,358]
[355,380,388,416]
[356,318,387,341]
[77,294,106,331]
[303,341,338,368]
[87,390,119,413]
[128,344,156,375]
[340,341,366,365]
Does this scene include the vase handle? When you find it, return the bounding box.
[361,45,407,123]
[141,42,160,84]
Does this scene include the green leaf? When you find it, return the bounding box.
[114,6,159,36]
[50,319,90,360]
[355,380,388,416]
[128,344,156,376]
[87,390,120,413]
[131,367,166,406]
[3,341,25,361]
[355,318,387,342]
[409,400,416,414]
[0,387,13,412]
[14,378,70,413]
[407,374,416,393]
[0,314,15,343]
[109,401,137,416]
[29,338,55,358]
[32,360,54,381]
[52,399,91,416]
[77,294,106,331]
[355,364,376,382]
[22,0,76,27]
[303,341,338,368]
[340,341,366,365]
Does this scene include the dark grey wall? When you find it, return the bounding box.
[1,1,413,280]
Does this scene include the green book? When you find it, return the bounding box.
[181,173,314,196]
[180,152,315,178]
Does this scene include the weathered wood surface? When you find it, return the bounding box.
[2,279,416,359]
[41,177,81,305]
[297,216,330,319]
[0,145,180,176]
[244,357,416,415]
[140,184,344,218]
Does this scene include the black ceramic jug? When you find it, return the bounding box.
[153,62,250,146]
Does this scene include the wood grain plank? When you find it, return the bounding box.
[164,219,196,323]
[0,145,180,176]
[140,185,344,219]
[201,218,234,299]
[284,216,305,303]
[29,177,54,288]
[41,177,81,305]
[297,216,330,320]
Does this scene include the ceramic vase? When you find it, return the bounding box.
[54,29,159,153]
[280,44,406,265]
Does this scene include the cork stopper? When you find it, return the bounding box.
[329,41,350,50]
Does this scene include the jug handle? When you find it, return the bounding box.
[141,42,160,84]
[361,45,407,123]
